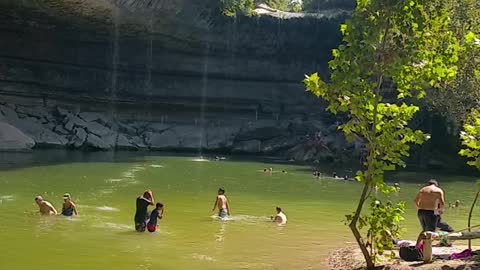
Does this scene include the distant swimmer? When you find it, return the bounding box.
[147,202,164,233]
[61,193,78,216]
[35,196,58,215]
[134,190,155,232]
[394,183,400,192]
[212,188,230,218]
[455,200,460,208]
[271,207,287,225]
[281,170,287,174]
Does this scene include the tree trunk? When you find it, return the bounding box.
[349,181,374,269]
[468,191,479,249]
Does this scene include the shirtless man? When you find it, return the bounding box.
[414,179,445,232]
[212,188,230,218]
[271,207,287,225]
[35,196,58,215]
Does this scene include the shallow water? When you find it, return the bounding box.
[0,152,477,270]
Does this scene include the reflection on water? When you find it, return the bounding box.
[215,221,226,243]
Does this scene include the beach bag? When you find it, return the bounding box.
[399,246,423,262]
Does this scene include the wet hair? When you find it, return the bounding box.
[276,206,282,212]
[427,179,439,187]
[156,202,164,208]
[218,188,225,194]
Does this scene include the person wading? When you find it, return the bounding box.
[414,179,445,232]
[134,190,154,232]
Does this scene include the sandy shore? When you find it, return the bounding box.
[326,245,480,270]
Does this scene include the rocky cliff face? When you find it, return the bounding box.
[0,0,355,161]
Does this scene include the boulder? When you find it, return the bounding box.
[84,133,115,150]
[145,123,171,133]
[206,126,240,150]
[144,130,180,149]
[174,125,203,149]
[0,105,19,121]
[78,112,108,124]
[15,106,49,119]
[54,125,70,135]
[118,122,138,135]
[10,118,68,147]
[261,136,301,154]
[236,120,285,141]
[131,135,147,148]
[56,107,70,117]
[116,134,137,150]
[82,121,111,137]
[70,127,87,147]
[0,121,35,151]
[232,140,261,153]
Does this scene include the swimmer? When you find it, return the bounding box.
[271,207,287,225]
[35,196,58,215]
[61,193,78,216]
[281,170,287,174]
[134,190,155,232]
[212,188,230,218]
[394,183,400,192]
[147,202,164,233]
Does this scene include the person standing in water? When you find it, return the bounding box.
[271,206,287,225]
[134,190,155,232]
[414,179,445,232]
[35,196,58,215]
[212,188,230,218]
[61,193,78,216]
[147,202,164,233]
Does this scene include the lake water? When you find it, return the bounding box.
[0,151,477,270]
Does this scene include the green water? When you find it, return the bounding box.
[0,152,477,270]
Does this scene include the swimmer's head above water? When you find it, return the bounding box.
[427,179,439,187]
[218,188,225,195]
[34,195,44,205]
[276,206,282,213]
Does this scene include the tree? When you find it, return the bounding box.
[425,0,480,133]
[221,0,255,16]
[303,0,355,12]
[304,0,459,268]
[459,107,480,249]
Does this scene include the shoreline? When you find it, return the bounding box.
[326,246,480,270]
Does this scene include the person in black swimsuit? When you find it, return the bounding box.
[61,193,78,216]
[134,190,154,232]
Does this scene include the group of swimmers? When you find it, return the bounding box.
[34,187,287,233]
[34,193,78,216]
[133,187,287,233]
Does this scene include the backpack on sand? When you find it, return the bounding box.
[399,246,423,262]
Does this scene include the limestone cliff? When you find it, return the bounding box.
[0,0,354,161]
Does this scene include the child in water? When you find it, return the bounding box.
[61,193,78,216]
[212,188,230,218]
[147,202,164,233]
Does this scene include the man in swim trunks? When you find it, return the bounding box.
[35,196,58,215]
[134,190,154,232]
[147,202,164,233]
[61,193,78,216]
[414,179,445,232]
[212,188,230,218]
[271,206,287,225]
